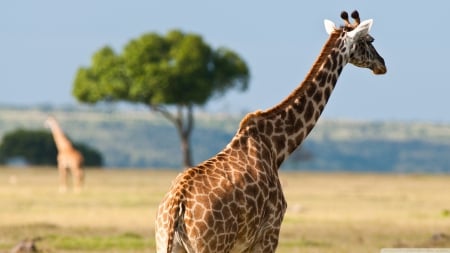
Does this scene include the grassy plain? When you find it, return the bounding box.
[0,167,449,252]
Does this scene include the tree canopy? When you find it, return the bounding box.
[73,29,249,106]
[72,29,250,167]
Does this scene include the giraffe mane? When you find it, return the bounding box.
[291,31,341,96]
[238,30,342,130]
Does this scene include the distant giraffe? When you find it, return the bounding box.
[45,116,84,193]
[155,10,386,253]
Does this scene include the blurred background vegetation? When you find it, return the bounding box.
[0,105,449,172]
[0,128,102,167]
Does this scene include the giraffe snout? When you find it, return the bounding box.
[372,65,387,75]
[372,54,386,75]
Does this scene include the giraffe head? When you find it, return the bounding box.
[44,116,56,129]
[324,10,386,75]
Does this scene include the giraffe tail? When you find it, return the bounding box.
[166,191,185,253]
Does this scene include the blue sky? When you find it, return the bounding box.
[2,1,450,122]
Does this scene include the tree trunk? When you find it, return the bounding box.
[180,129,192,168]
[177,105,194,168]
[150,104,194,168]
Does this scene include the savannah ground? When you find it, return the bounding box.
[0,167,449,253]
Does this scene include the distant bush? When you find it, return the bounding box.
[0,128,103,167]
[72,142,103,167]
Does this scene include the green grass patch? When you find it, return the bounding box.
[48,233,151,250]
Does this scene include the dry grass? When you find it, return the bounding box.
[0,167,449,252]
[278,172,450,252]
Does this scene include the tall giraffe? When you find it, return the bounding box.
[155,10,386,253]
[45,116,84,193]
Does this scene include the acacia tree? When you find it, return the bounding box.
[73,30,250,168]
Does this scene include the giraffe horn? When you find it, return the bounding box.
[340,11,351,27]
[351,10,361,26]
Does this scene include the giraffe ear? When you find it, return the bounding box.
[324,19,336,35]
[347,19,373,39]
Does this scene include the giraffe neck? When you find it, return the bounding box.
[48,121,73,151]
[234,31,348,168]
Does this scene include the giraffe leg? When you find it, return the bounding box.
[250,226,282,253]
[58,163,67,193]
[72,166,83,194]
[155,232,188,253]
[171,240,188,253]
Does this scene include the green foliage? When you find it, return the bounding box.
[72,29,250,106]
[0,129,56,165]
[0,128,103,167]
[72,29,250,167]
[73,142,104,167]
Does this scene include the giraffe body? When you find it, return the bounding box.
[156,11,386,253]
[45,116,84,193]
[157,146,286,252]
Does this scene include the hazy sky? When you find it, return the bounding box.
[2,1,450,122]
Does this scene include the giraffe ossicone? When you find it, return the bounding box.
[324,18,373,37]
[155,10,386,253]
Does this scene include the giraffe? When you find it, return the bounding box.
[155,10,386,253]
[45,116,84,193]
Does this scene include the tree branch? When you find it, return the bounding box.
[149,104,177,125]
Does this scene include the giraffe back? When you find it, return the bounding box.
[156,147,287,253]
